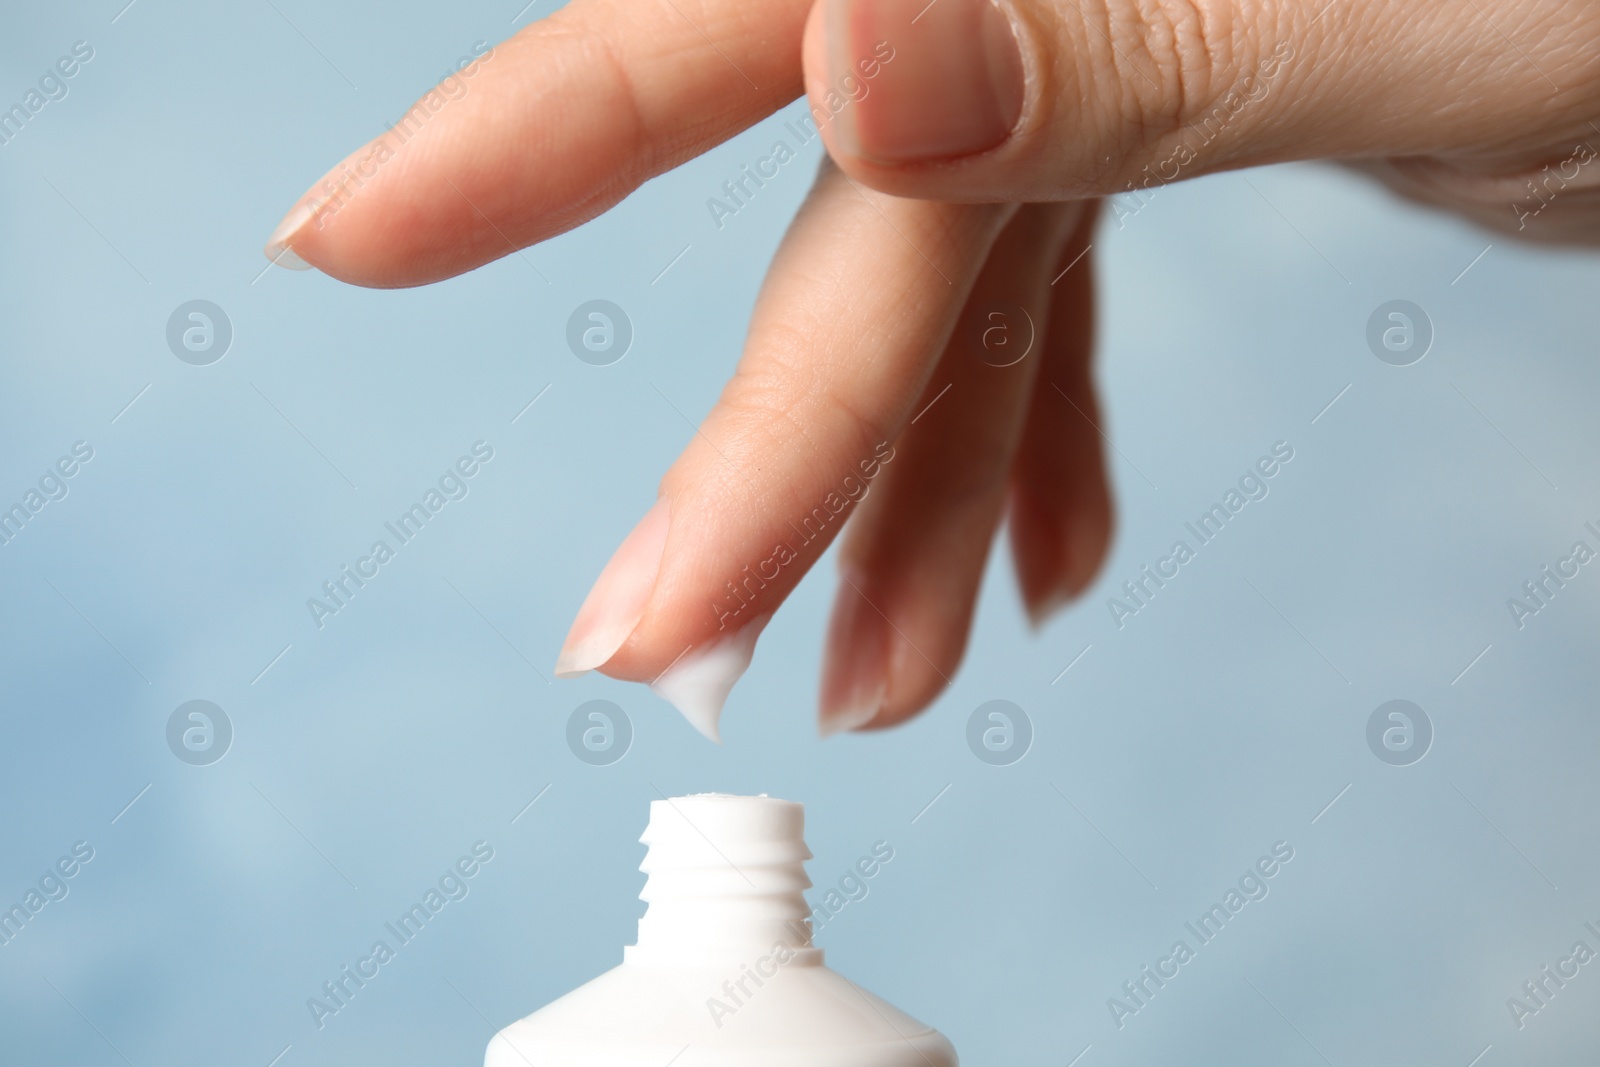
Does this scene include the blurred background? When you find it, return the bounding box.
[3,2,1599,1065]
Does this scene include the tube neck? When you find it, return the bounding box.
[624,794,822,967]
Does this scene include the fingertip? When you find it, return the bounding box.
[817,568,888,738]
[818,569,952,736]
[262,198,317,272]
[854,616,959,733]
[1061,497,1113,597]
[555,498,672,679]
[1009,484,1112,630]
[1025,588,1070,632]
[1008,487,1062,623]
[818,701,879,738]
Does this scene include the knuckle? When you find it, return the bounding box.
[542,10,651,171]
[1055,0,1263,182]
[1529,4,1600,101]
[736,321,897,456]
[705,334,895,517]
[1113,0,1244,142]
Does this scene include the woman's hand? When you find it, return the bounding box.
[264,0,1600,739]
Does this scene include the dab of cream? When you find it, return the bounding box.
[650,615,770,743]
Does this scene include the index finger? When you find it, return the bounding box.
[265,0,810,286]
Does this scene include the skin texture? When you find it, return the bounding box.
[266,0,1600,735]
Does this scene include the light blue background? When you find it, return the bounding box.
[3,2,1598,1065]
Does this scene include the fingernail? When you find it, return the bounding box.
[1026,586,1069,632]
[263,200,318,271]
[1010,492,1058,628]
[818,569,889,737]
[1021,507,1102,630]
[828,0,1023,164]
[1059,508,1105,598]
[651,613,771,744]
[554,498,671,678]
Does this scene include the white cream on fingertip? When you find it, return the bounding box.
[650,615,770,743]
